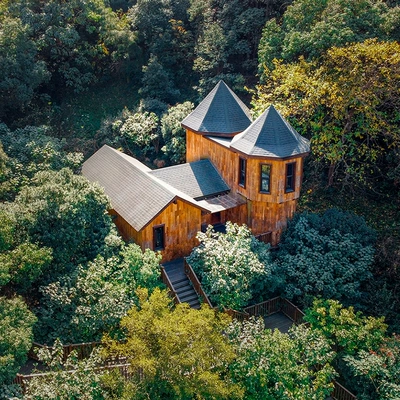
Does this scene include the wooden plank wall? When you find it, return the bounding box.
[185,129,306,244]
[111,200,202,262]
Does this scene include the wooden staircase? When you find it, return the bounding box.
[162,259,201,309]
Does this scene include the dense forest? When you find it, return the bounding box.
[1,0,400,398]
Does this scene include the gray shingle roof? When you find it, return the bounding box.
[230,105,310,158]
[82,146,242,232]
[82,145,177,231]
[181,80,252,135]
[150,160,230,200]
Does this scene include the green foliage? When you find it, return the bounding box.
[21,0,134,91]
[118,244,162,292]
[275,209,376,306]
[344,335,400,400]
[304,299,387,357]
[139,54,181,104]
[35,243,161,343]
[189,0,272,95]
[258,0,400,74]
[254,39,400,190]
[187,222,280,310]
[0,124,83,201]
[0,296,36,386]
[0,242,52,291]
[25,339,105,399]
[227,318,336,399]
[0,208,14,252]
[161,101,194,164]
[7,168,115,277]
[119,110,161,156]
[304,299,391,397]
[0,14,49,119]
[103,287,242,399]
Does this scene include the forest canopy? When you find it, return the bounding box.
[0,0,400,398]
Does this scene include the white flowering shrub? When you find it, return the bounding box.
[187,222,280,310]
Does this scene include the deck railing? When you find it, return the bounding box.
[244,296,282,317]
[28,341,101,362]
[15,363,133,393]
[255,231,272,244]
[160,266,180,304]
[280,298,305,325]
[332,380,357,400]
[184,259,213,308]
[224,308,250,322]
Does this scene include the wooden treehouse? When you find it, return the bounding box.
[82,81,310,262]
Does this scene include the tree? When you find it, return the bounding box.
[274,209,376,306]
[103,288,242,399]
[35,244,161,343]
[304,299,387,358]
[161,101,194,164]
[227,318,337,399]
[258,0,400,75]
[0,14,49,120]
[119,110,161,157]
[139,54,180,104]
[17,0,135,94]
[304,299,389,397]
[0,242,53,291]
[0,124,83,201]
[187,222,280,310]
[344,335,400,399]
[6,168,116,279]
[0,296,36,386]
[254,39,400,189]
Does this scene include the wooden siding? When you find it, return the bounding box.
[185,129,305,244]
[110,200,202,262]
[186,129,305,202]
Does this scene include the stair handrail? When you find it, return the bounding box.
[160,266,180,304]
[184,259,213,308]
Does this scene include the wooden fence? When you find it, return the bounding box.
[14,363,132,393]
[29,341,101,362]
[184,259,213,308]
[332,380,357,400]
[242,296,305,325]
[255,231,272,244]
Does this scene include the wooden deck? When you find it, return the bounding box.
[263,311,293,333]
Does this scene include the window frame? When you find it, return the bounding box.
[238,157,247,188]
[259,163,272,194]
[153,224,165,251]
[285,162,296,193]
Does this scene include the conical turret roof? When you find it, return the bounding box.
[181,81,252,136]
[230,105,310,158]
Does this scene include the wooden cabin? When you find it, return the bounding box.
[82,81,310,261]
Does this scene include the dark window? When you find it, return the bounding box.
[153,225,165,250]
[285,162,296,192]
[260,164,271,193]
[239,157,246,187]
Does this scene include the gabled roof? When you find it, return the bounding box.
[230,105,310,158]
[82,145,243,232]
[82,145,178,231]
[150,160,229,200]
[181,80,252,136]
